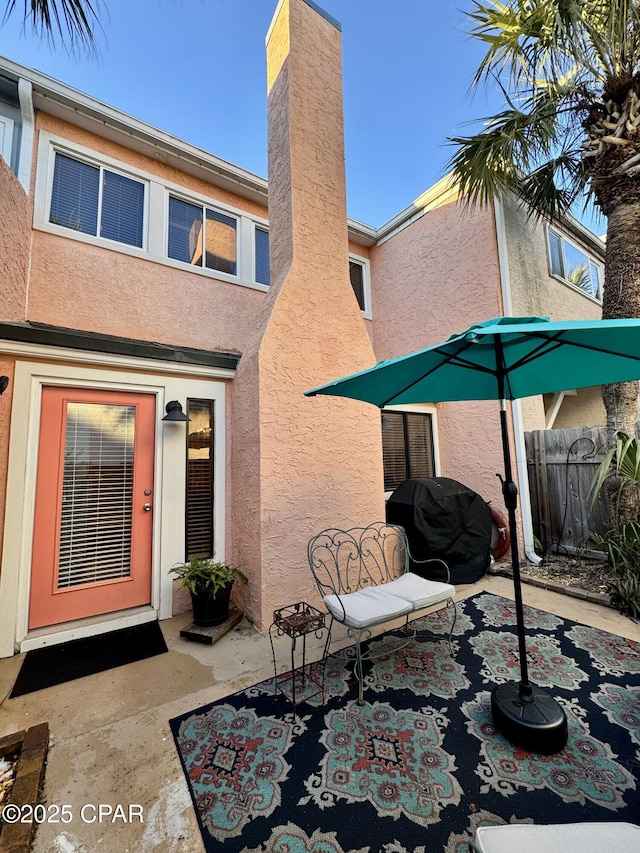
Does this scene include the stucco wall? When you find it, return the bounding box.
[0,158,30,321]
[26,114,268,354]
[502,194,606,430]
[230,0,384,629]
[28,232,263,354]
[543,387,605,430]
[0,162,28,571]
[370,201,507,510]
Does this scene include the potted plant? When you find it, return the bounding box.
[170,558,248,627]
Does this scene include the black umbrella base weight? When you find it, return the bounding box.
[491,681,568,754]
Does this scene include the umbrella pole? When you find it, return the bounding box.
[497,403,530,691]
[490,400,568,755]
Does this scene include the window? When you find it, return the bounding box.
[168,196,237,275]
[348,256,371,314]
[349,260,365,310]
[0,114,15,167]
[255,226,270,285]
[547,228,603,300]
[49,152,145,248]
[382,411,434,492]
[186,399,214,560]
[38,134,270,289]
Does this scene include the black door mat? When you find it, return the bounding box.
[10,620,168,697]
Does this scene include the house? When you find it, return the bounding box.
[0,0,606,658]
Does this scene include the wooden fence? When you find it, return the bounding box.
[525,426,612,555]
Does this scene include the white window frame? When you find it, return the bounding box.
[349,253,372,319]
[546,225,603,303]
[33,132,271,292]
[43,139,149,252]
[253,223,270,286]
[382,404,440,499]
[0,114,15,166]
[166,191,240,277]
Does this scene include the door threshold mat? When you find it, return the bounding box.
[10,621,168,697]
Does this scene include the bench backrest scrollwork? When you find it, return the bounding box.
[307,522,409,600]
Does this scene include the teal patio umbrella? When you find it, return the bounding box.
[306,315,640,754]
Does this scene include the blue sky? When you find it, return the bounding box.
[0,0,602,232]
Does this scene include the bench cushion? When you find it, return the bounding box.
[384,573,454,610]
[324,586,412,629]
[474,822,640,853]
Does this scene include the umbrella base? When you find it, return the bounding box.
[491,681,568,755]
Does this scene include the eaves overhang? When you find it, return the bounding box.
[0,55,269,207]
[0,322,241,371]
[0,55,377,245]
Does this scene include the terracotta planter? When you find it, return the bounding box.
[190,581,233,627]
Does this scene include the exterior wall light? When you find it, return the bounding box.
[162,400,190,422]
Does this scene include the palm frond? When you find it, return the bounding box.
[450,0,640,219]
[448,72,586,215]
[589,431,640,514]
[3,0,99,49]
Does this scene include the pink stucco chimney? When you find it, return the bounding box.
[230,0,384,630]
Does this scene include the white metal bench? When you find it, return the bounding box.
[307,522,456,703]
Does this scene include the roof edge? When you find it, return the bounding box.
[0,322,241,370]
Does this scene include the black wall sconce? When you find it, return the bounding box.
[161,400,190,422]
[0,377,9,396]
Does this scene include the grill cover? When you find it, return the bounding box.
[386,477,491,584]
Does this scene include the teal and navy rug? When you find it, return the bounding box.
[170,593,640,853]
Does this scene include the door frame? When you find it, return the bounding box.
[0,353,230,656]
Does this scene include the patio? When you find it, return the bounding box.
[0,573,637,853]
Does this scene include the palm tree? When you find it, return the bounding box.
[448,1,640,517]
[3,0,99,48]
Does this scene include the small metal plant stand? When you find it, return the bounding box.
[269,602,327,714]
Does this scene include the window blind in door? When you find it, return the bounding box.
[58,403,135,588]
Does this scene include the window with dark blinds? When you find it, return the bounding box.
[405,413,435,479]
[100,170,145,247]
[50,153,99,236]
[186,400,214,560]
[49,152,145,248]
[255,226,270,285]
[381,411,434,491]
[349,260,366,310]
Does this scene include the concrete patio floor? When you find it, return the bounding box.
[0,574,638,853]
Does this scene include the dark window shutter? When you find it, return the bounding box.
[100,170,145,248]
[50,153,99,236]
[349,260,366,310]
[186,400,214,560]
[255,226,270,285]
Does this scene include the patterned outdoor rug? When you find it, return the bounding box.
[170,593,640,853]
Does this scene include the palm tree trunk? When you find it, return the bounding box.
[601,197,640,522]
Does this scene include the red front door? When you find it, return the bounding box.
[29,387,156,629]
